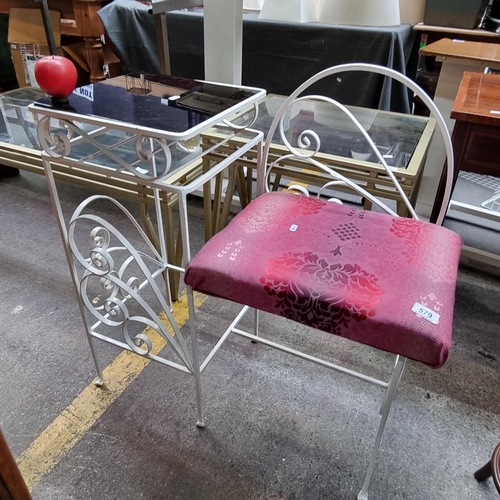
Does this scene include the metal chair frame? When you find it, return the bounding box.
[185,64,455,500]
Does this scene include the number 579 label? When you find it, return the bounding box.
[412,302,440,325]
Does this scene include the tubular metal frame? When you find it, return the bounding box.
[33,93,264,428]
[185,63,455,500]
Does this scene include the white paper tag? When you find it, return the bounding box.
[412,302,440,325]
[73,85,94,102]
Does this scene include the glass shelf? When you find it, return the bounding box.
[0,86,46,149]
[248,95,430,170]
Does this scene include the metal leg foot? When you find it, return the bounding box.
[474,461,492,481]
[187,286,205,429]
[474,442,500,494]
[357,489,368,500]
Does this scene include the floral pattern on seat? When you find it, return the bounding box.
[261,252,384,335]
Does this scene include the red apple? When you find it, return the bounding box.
[34,55,78,99]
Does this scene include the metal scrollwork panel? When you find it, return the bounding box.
[264,95,403,216]
[36,115,199,182]
[68,195,193,371]
[219,102,260,131]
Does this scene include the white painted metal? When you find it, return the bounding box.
[186,63,454,500]
[357,356,407,500]
[450,200,500,222]
[34,64,453,499]
[232,325,390,388]
[33,81,265,423]
[262,63,455,226]
[30,84,264,144]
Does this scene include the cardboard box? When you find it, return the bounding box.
[8,8,63,88]
[8,8,122,88]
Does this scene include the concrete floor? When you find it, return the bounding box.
[1,169,499,500]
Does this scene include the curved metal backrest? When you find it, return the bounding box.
[261,63,453,226]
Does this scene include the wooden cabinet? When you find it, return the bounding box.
[0,0,109,82]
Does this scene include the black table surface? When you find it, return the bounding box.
[33,74,261,135]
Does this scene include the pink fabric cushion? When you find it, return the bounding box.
[185,192,462,368]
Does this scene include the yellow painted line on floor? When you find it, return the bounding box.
[16,291,207,491]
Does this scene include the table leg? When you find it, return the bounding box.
[163,203,180,302]
[139,196,179,302]
[155,12,171,75]
[73,0,106,83]
[236,164,249,208]
[202,156,214,242]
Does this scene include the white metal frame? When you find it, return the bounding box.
[34,64,455,500]
[32,81,264,429]
[185,63,456,500]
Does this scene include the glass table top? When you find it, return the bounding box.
[32,73,261,137]
[0,86,428,180]
[236,95,431,170]
[0,86,46,149]
[0,85,202,176]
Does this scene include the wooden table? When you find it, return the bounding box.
[415,39,500,217]
[420,38,500,64]
[430,71,500,265]
[0,0,108,82]
[0,428,32,499]
[414,23,500,45]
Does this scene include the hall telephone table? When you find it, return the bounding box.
[0,83,205,300]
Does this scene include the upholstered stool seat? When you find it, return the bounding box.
[185,191,462,369]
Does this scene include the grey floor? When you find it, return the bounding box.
[1,169,499,500]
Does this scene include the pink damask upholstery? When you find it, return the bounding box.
[185,192,462,369]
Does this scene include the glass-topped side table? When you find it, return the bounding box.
[26,75,264,418]
[0,86,46,149]
[201,94,436,233]
[0,87,47,175]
